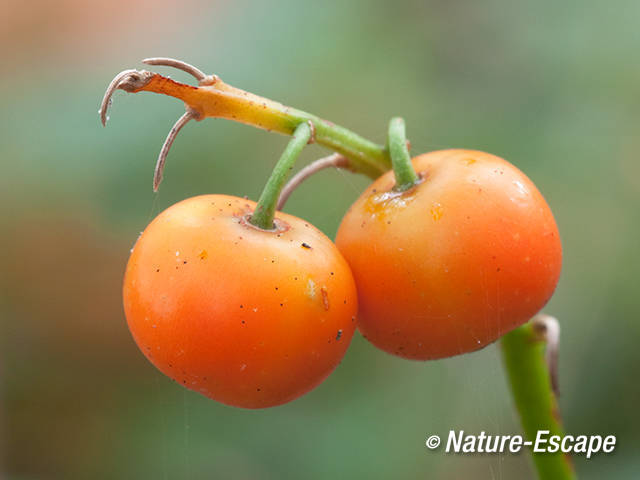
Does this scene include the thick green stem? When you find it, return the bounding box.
[250,122,312,229]
[388,117,419,191]
[501,320,575,480]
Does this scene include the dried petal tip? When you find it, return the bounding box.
[99,69,154,126]
[532,314,561,396]
[142,57,207,83]
[153,112,195,191]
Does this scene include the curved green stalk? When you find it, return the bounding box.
[250,122,312,229]
[388,117,419,191]
[501,321,575,480]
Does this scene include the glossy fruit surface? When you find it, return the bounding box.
[123,194,357,408]
[336,149,562,360]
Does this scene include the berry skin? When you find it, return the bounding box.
[123,194,357,408]
[336,149,562,360]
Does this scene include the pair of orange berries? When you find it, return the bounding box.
[124,149,562,408]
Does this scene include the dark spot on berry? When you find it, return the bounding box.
[321,288,329,310]
[336,329,343,341]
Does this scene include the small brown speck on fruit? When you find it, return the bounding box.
[321,288,330,310]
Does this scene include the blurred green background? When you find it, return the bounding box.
[2,0,639,478]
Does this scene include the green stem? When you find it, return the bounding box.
[388,117,419,191]
[250,122,312,229]
[501,321,575,480]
